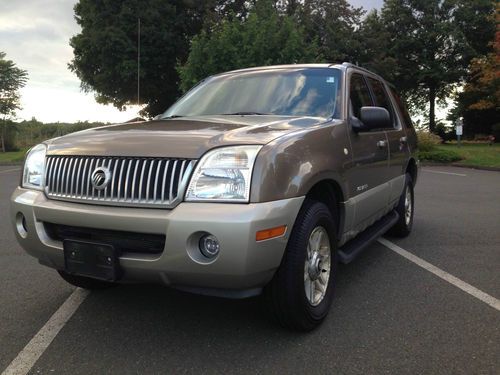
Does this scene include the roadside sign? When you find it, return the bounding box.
[456,125,463,136]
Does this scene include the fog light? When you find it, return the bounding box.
[16,212,28,239]
[199,234,220,258]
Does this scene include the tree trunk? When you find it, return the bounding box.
[429,86,436,133]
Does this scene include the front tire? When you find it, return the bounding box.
[264,200,338,331]
[58,270,115,290]
[388,173,414,237]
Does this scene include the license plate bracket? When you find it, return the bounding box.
[63,240,121,281]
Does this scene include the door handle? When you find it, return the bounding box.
[400,136,407,144]
[377,140,387,148]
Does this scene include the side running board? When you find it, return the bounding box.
[338,210,399,264]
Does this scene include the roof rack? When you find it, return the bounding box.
[343,61,383,75]
[341,62,374,74]
[342,62,358,68]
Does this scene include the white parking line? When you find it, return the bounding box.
[378,238,500,312]
[2,288,89,375]
[422,169,467,177]
[3,241,498,375]
[0,168,21,174]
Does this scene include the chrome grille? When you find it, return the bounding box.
[44,156,196,208]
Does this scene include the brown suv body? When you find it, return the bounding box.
[11,63,418,302]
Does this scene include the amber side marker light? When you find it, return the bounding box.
[256,225,287,241]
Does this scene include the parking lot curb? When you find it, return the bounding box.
[420,162,500,172]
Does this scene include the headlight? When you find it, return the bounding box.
[22,144,47,190]
[186,145,262,202]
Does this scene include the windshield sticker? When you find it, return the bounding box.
[326,77,335,83]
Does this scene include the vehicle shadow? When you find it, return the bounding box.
[36,243,396,373]
[81,241,388,335]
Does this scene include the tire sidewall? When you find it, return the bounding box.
[290,201,338,324]
[389,173,414,237]
[403,174,414,232]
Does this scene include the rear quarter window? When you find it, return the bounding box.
[390,87,414,129]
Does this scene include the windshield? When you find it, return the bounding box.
[162,68,342,119]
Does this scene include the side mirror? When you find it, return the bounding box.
[357,106,391,131]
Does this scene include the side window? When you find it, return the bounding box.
[367,77,395,127]
[390,87,414,129]
[349,74,373,119]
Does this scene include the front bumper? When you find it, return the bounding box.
[11,188,304,297]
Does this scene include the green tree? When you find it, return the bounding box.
[69,0,245,117]
[202,0,251,25]
[178,0,320,92]
[69,0,197,117]
[466,38,500,112]
[0,51,28,152]
[449,5,499,138]
[356,10,398,80]
[297,0,365,63]
[378,0,495,133]
[454,0,497,58]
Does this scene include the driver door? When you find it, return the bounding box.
[344,72,390,236]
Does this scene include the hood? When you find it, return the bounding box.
[46,115,326,159]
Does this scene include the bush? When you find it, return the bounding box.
[435,123,454,142]
[473,133,489,141]
[418,149,463,163]
[416,131,442,152]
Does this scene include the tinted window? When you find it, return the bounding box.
[163,68,342,118]
[390,87,414,128]
[349,74,373,118]
[367,77,395,126]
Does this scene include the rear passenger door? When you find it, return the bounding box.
[345,72,390,234]
[366,77,409,207]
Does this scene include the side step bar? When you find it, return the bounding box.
[338,210,399,264]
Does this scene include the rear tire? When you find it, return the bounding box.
[58,270,115,290]
[264,199,338,331]
[388,173,414,237]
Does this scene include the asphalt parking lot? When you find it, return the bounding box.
[1,165,499,374]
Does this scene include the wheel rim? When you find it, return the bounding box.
[404,186,412,225]
[304,226,331,306]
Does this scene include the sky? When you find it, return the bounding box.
[0,0,385,123]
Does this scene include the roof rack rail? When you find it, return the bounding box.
[341,62,379,76]
[342,62,358,68]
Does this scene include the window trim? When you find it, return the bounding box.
[387,85,414,130]
[347,69,389,134]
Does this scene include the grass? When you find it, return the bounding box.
[435,143,500,168]
[0,149,27,164]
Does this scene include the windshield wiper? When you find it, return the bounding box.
[220,112,271,116]
[161,115,184,119]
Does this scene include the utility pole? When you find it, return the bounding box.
[137,17,141,107]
